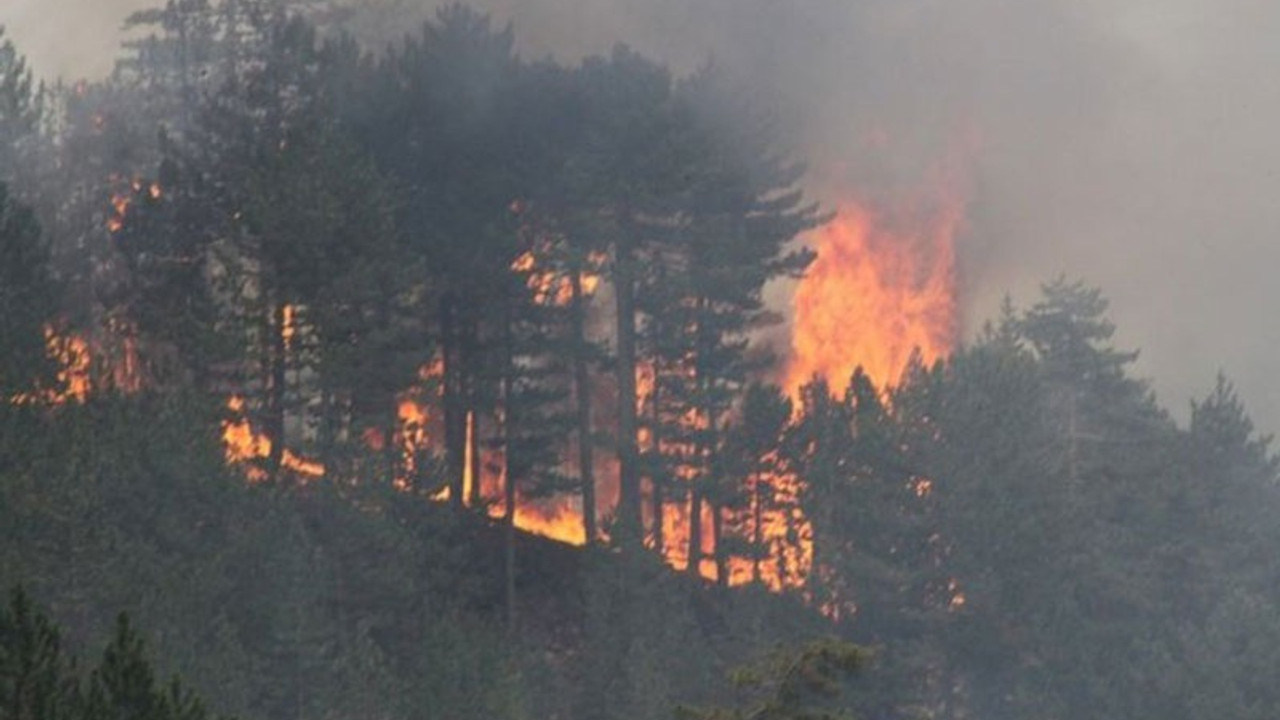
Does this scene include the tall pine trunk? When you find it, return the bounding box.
[649,370,664,556]
[467,409,481,507]
[501,304,517,631]
[464,317,482,508]
[440,293,465,510]
[713,504,728,586]
[751,473,763,584]
[687,293,712,577]
[688,485,703,577]
[266,300,287,485]
[570,265,597,543]
[613,220,642,546]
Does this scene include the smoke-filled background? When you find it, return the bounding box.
[7,0,1279,430]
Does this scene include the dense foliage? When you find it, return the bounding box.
[0,586,225,720]
[2,3,1279,720]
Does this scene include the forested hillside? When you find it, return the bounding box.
[2,3,1279,719]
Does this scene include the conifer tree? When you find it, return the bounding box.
[637,65,819,573]
[0,26,41,187]
[0,185,56,402]
[0,588,75,720]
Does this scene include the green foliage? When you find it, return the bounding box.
[0,183,56,399]
[0,26,41,184]
[678,639,865,720]
[0,588,222,720]
[0,588,75,720]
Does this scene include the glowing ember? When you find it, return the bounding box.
[784,192,963,396]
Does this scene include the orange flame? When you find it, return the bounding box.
[511,249,605,306]
[10,328,92,405]
[281,305,296,350]
[105,177,162,234]
[784,192,963,397]
[220,395,325,482]
[513,501,585,545]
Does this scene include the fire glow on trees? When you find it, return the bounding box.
[107,176,162,234]
[43,146,969,595]
[10,328,93,405]
[207,181,968,590]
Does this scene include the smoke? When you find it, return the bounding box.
[6,0,1280,431]
[0,0,153,81]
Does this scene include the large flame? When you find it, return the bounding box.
[784,192,963,397]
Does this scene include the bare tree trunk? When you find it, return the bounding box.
[649,372,664,556]
[688,293,712,578]
[713,503,728,587]
[467,409,481,507]
[501,307,517,631]
[752,473,763,584]
[266,300,287,485]
[570,266,596,543]
[613,220,642,546]
[505,508,517,632]
[688,485,703,577]
[440,293,465,509]
[464,316,482,508]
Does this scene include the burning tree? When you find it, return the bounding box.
[635,64,820,580]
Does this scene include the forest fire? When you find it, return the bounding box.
[404,182,970,589]
[784,191,964,396]
[221,395,325,481]
[54,172,961,597]
[68,30,960,595]
[16,4,1267,714]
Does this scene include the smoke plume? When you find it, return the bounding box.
[6,0,1280,430]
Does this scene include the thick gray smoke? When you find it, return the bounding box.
[5,0,1280,431]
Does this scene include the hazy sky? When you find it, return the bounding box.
[5,0,1280,433]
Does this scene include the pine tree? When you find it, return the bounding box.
[0,26,41,187]
[1189,373,1279,488]
[0,184,57,402]
[720,384,792,586]
[365,4,523,508]
[677,639,865,720]
[635,64,819,572]
[0,588,76,720]
[570,45,685,546]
